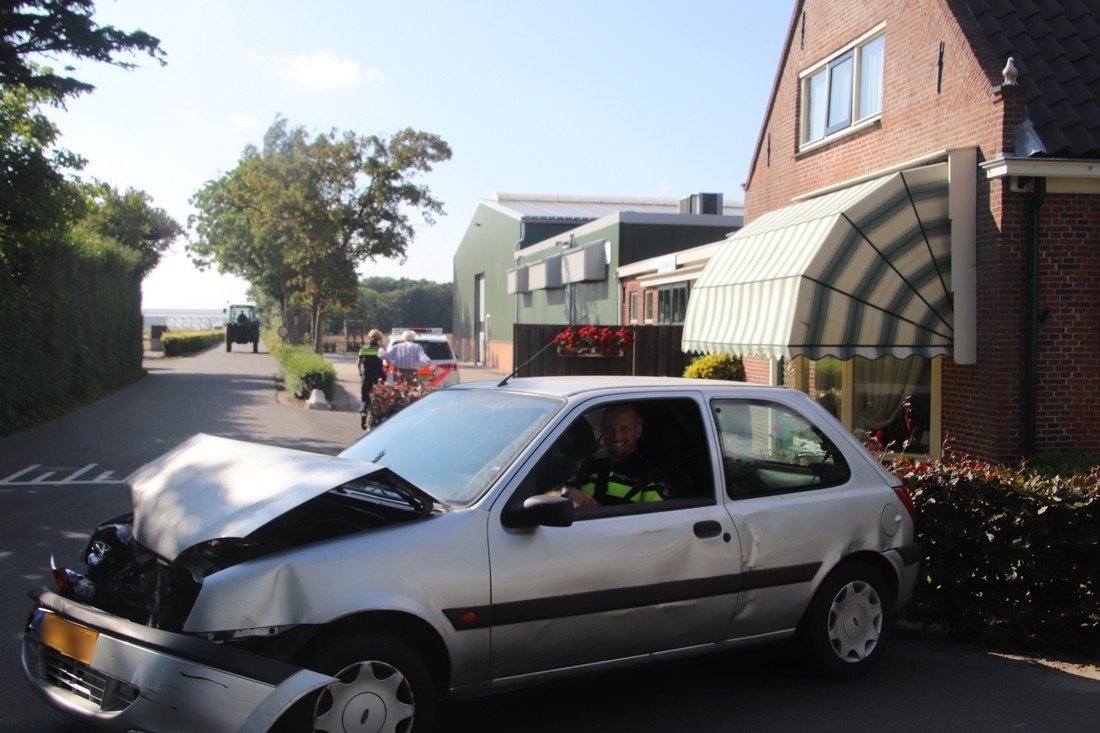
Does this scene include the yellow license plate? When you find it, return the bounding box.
[40,611,98,665]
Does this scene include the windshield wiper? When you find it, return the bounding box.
[332,468,440,517]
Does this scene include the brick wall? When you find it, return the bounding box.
[746,0,1003,214]
[738,0,1100,462]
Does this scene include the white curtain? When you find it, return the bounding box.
[854,356,923,429]
[859,35,885,119]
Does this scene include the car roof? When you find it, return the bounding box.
[451,375,783,399]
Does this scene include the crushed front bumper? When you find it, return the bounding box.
[22,587,332,733]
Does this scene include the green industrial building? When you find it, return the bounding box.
[452,193,742,372]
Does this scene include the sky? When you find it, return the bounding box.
[44,0,794,309]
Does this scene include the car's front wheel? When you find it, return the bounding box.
[799,560,892,680]
[286,633,436,733]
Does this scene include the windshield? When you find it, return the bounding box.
[340,389,561,506]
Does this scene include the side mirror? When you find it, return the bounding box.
[501,494,574,529]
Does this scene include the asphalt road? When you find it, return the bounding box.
[0,346,1096,732]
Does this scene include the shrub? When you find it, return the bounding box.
[161,329,222,356]
[885,452,1099,653]
[277,344,335,400]
[1029,452,1100,477]
[683,353,745,381]
[367,380,433,427]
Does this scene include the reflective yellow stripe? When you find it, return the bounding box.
[579,478,665,503]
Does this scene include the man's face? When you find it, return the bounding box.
[601,406,642,459]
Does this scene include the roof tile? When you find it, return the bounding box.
[962,0,1100,158]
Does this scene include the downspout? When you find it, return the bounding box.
[1023,177,1046,456]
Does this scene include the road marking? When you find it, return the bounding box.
[0,463,126,486]
[0,464,40,483]
[63,464,97,482]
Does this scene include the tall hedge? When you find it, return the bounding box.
[888,453,1099,654]
[0,234,143,435]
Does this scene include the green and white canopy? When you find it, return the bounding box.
[682,163,952,360]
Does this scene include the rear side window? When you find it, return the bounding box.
[419,341,455,360]
[712,399,849,499]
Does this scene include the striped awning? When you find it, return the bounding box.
[682,163,952,360]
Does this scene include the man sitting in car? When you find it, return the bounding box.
[559,403,686,509]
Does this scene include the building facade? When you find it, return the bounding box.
[684,0,1100,462]
[453,194,741,372]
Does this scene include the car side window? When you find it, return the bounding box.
[517,397,714,518]
[712,399,850,499]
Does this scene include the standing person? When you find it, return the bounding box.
[380,329,430,385]
[357,329,386,430]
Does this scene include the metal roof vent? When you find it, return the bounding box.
[678,193,723,215]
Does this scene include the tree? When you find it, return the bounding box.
[189,118,452,351]
[0,0,164,99]
[76,182,181,275]
[0,82,83,277]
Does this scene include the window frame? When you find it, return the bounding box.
[710,397,851,500]
[799,24,885,149]
[506,396,717,521]
[656,281,691,325]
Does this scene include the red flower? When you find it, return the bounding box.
[553,326,634,355]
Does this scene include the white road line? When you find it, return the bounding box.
[0,463,126,486]
[62,464,97,482]
[0,464,41,484]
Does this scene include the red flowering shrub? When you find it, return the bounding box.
[883,450,1099,653]
[553,326,634,356]
[367,380,433,427]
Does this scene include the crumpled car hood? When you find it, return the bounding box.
[128,434,385,562]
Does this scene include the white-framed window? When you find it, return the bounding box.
[801,27,885,147]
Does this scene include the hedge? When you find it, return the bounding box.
[271,339,335,400]
[0,234,143,436]
[161,329,223,357]
[886,452,1099,654]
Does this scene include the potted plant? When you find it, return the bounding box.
[553,326,634,357]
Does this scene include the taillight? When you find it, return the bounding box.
[53,566,71,592]
[892,485,916,522]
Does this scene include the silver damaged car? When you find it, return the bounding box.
[23,377,920,732]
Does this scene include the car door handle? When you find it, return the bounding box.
[693,520,722,538]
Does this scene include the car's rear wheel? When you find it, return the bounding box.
[283,633,436,733]
[799,560,892,680]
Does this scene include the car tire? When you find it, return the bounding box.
[225,336,232,352]
[799,560,892,680]
[252,337,258,353]
[281,633,437,733]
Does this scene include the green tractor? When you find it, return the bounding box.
[225,304,260,353]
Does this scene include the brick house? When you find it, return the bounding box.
[683,0,1100,462]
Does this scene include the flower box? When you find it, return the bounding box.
[553,326,634,358]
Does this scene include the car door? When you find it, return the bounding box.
[486,394,742,681]
[711,396,885,639]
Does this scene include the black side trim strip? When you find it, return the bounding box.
[27,587,299,686]
[893,542,922,567]
[443,563,820,631]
